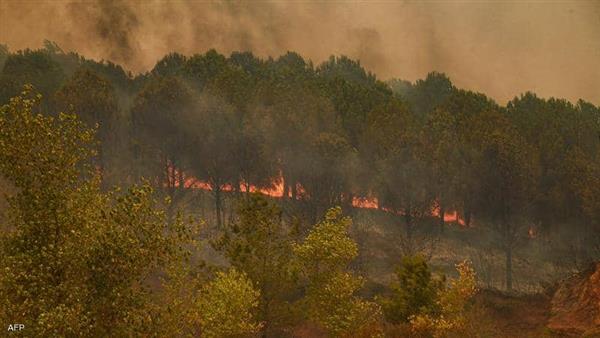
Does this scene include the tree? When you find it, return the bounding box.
[215,194,295,336]
[185,93,238,228]
[468,109,540,291]
[151,52,188,78]
[131,76,196,220]
[410,260,477,338]
[184,49,229,91]
[435,89,499,227]
[54,68,121,185]
[364,99,434,254]
[301,132,358,221]
[196,268,262,338]
[0,44,8,71]
[0,49,65,107]
[208,54,275,199]
[399,71,454,120]
[0,86,193,336]
[380,255,443,324]
[252,77,337,208]
[294,207,382,335]
[318,56,392,148]
[421,108,462,231]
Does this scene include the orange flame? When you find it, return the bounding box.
[528,227,537,238]
[431,205,466,226]
[352,196,379,209]
[167,164,468,224]
[167,165,300,198]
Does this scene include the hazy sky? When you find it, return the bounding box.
[1,0,599,105]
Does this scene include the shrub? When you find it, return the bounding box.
[197,268,262,337]
[380,255,444,323]
[410,260,477,337]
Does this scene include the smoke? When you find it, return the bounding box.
[0,0,599,104]
[66,0,141,63]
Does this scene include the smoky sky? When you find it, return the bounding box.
[1,0,599,105]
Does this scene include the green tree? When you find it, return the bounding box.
[435,89,499,227]
[0,44,8,71]
[399,71,454,120]
[410,260,477,338]
[151,52,188,78]
[421,108,462,231]
[131,76,196,219]
[0,86,193,336]
[294,207,382,336]
[302,132,358,221]
[54,68,122,185]
[364,98,434,254]
[253,76,337,207]
[318,55,392,148]
[185,93,238,228]
[468,109,540,291]
[380,255,443,323]
[215,194,295,336]
[0,49,65,107]
[184,49,229,91]
[197,268,262,338]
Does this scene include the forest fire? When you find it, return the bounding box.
[431,206,467,226]
[352,196,379,209]
[167,164,467,224]
[167,165,290,198]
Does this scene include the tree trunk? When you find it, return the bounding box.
[245,182,251,199]
[464,207,472,227]
[346,192,354,215]
[505,243,513,291]
[405,209,413,255]
[215,186,222,228]
[439,203,445,233]
[291,180,297,200]
[233,177,241,200]
[282,174,289,200]
[500,204,514,292]
[178,166,185,190]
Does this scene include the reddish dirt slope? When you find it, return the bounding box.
[548,262,600,337]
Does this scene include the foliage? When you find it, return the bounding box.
[215,194,296,335]
[0,87,194,336]
[410,260,477,338]
[2,48,596,274]
[54,68,122,184]
[294,207,382,336]
[196,268,262,338]
[304,271,383,337]
[294,207,358,278]
[380,255,444,323]
[0,49,65,106]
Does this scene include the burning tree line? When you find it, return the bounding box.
[1,87,479,336]
[1,42,599,294]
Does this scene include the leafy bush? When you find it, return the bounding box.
[410,260,477,337]
[380,255,444,323]
[197,268,262,338]
[294,207,383,336]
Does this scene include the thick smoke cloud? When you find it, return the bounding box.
[1,0,599,104]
